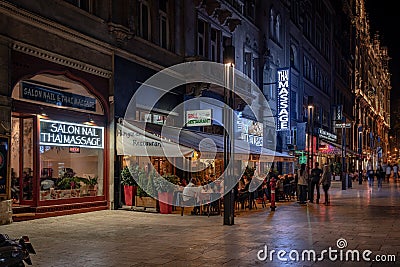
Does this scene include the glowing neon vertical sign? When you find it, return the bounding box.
[276,67,291,131]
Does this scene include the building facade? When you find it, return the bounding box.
[0,0,392,221]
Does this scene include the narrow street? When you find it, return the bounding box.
[2,180,400,266]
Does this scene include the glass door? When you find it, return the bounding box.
[10,116,36,206]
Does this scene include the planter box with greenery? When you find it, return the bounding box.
[135,169,158,210]
[82,176,98,196]
[121,166,141,206]
[154,174,180,214]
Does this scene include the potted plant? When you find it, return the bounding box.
[75,176,98,196]
[85,176,98,196]
[154,174,179,214]
[121,166,139,206]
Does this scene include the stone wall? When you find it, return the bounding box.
[0,200,12,225]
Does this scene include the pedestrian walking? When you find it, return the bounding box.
[297,163,308,204]
[385,163,391,183]
[309,162,323,203]
[367,160,374,187]
[393,164,398,181]
[319,164,331,205]
[377,162,384,189]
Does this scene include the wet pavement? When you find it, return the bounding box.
[1,179,400,266]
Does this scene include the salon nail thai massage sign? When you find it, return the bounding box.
[40,119,104,148]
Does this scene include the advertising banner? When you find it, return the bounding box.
[276,68,291,131]
[40,119,104,149]
[21,82,97,112]
[186,109,212,126]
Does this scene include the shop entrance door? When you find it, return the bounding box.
[10,115,37,206]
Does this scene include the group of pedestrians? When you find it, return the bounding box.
[297,162,331,205]
[366,160,398,188]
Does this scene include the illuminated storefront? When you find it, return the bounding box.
[9,51,110,218]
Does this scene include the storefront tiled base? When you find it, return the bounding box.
[12,201,108,222]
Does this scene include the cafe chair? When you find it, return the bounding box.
[178,193,199,216]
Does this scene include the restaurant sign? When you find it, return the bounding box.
[21,82,96,112]
[276,67,291,131]
[186,109,212,126]
[318,128,337,142]
[236,112,263,147]
[40,119,104,149]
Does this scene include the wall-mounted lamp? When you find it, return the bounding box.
[39,107,47,116]
[84,116,95,125]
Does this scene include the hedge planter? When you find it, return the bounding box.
[135,196,157,209]
[124,185,137,206]
[158,192,173,214]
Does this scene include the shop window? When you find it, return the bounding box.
[39,146,104,200]
[11,116,105,203]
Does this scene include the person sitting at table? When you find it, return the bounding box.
[182,178,200,215]
[238,175,250,209]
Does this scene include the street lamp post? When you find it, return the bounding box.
[307,97,314,176]
[223,45,235,226]
[341,113,347,190]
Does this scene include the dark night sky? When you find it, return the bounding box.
[365,1,400,100]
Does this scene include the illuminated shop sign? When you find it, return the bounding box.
[40,119,104,149]
[21,82,96,112]
[236,112,263,147]
[276,68,291,131]
[318,128,337,142]
[186,109,212,126]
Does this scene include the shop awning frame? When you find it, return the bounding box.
[121,119,295,162]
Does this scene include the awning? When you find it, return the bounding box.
[116,121,194,157]
[123,120,294,162]
[273,151,296,162]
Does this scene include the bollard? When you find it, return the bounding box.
[270,177,276,211]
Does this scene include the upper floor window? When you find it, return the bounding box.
[64,0,93,13]
[290,45,296,69]
[275,14,281,43]
[244,50,259,84]
[269,8,281,44]
[244,0,255,21]
[159,0,169,49]
[196,19,225,62]
[269,8,275,38]
[290,0,300,25]
[210,28,220,62]
[138,1,151,40]
[244,52,252,78]
[197,19,207,57]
